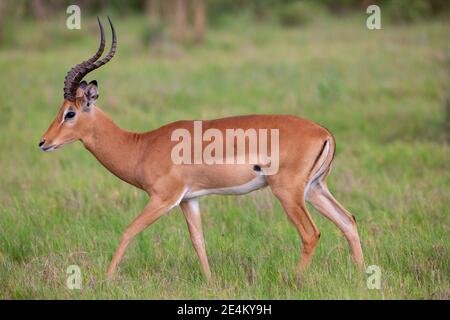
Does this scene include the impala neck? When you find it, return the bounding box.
[81,107,143,189]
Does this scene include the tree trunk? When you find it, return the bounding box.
[193,0,206,43]
[31,0,48,20]
[146,0,162,23]
[174,0,187,43]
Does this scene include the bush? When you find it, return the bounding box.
[276,1,323,27]
[384,0,432,22]
[141,20,166,47]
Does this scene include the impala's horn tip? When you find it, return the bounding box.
[63,15,116,101]
[107,16,115,32]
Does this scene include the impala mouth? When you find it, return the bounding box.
[40,140,76,152]
[41,144,57,152]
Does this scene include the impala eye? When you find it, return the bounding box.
[64,111,76,120]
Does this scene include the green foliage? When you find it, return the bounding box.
[141,20,166,46]
[384,0,432,22]
[276,1,317,27]
[0,15,448,299]
[0,19,17,49]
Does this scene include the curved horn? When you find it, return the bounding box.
[63,17,108,101]
[70,17,117,85]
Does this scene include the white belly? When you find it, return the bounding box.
[184,175,268,200]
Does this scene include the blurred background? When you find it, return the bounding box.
[1,1,449,47]
[0,0,448,138]
[0,1,448,299]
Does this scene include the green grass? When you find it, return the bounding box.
[0,14,449,299]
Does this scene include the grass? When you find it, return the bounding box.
[0,13,449,299]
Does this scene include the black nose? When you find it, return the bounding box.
[38,139,45,147]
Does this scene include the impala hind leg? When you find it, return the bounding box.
[307,181,364,266]
[180,198,211,281]
[106,193,183,279]
[272,187,321,271]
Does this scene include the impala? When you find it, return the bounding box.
[39,17,363,280]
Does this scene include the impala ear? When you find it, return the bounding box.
[81,80,99,111]
[75,81,88,99]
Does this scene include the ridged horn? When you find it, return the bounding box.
[63,16,117,101]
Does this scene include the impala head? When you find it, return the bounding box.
[39,17,117,152]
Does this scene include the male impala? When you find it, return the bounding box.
[39,18,363,280]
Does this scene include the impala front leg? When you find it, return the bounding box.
[106,190,186,279]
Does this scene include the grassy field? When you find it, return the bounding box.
[0,13,448,299]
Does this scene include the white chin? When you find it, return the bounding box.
[42,145,58,152]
